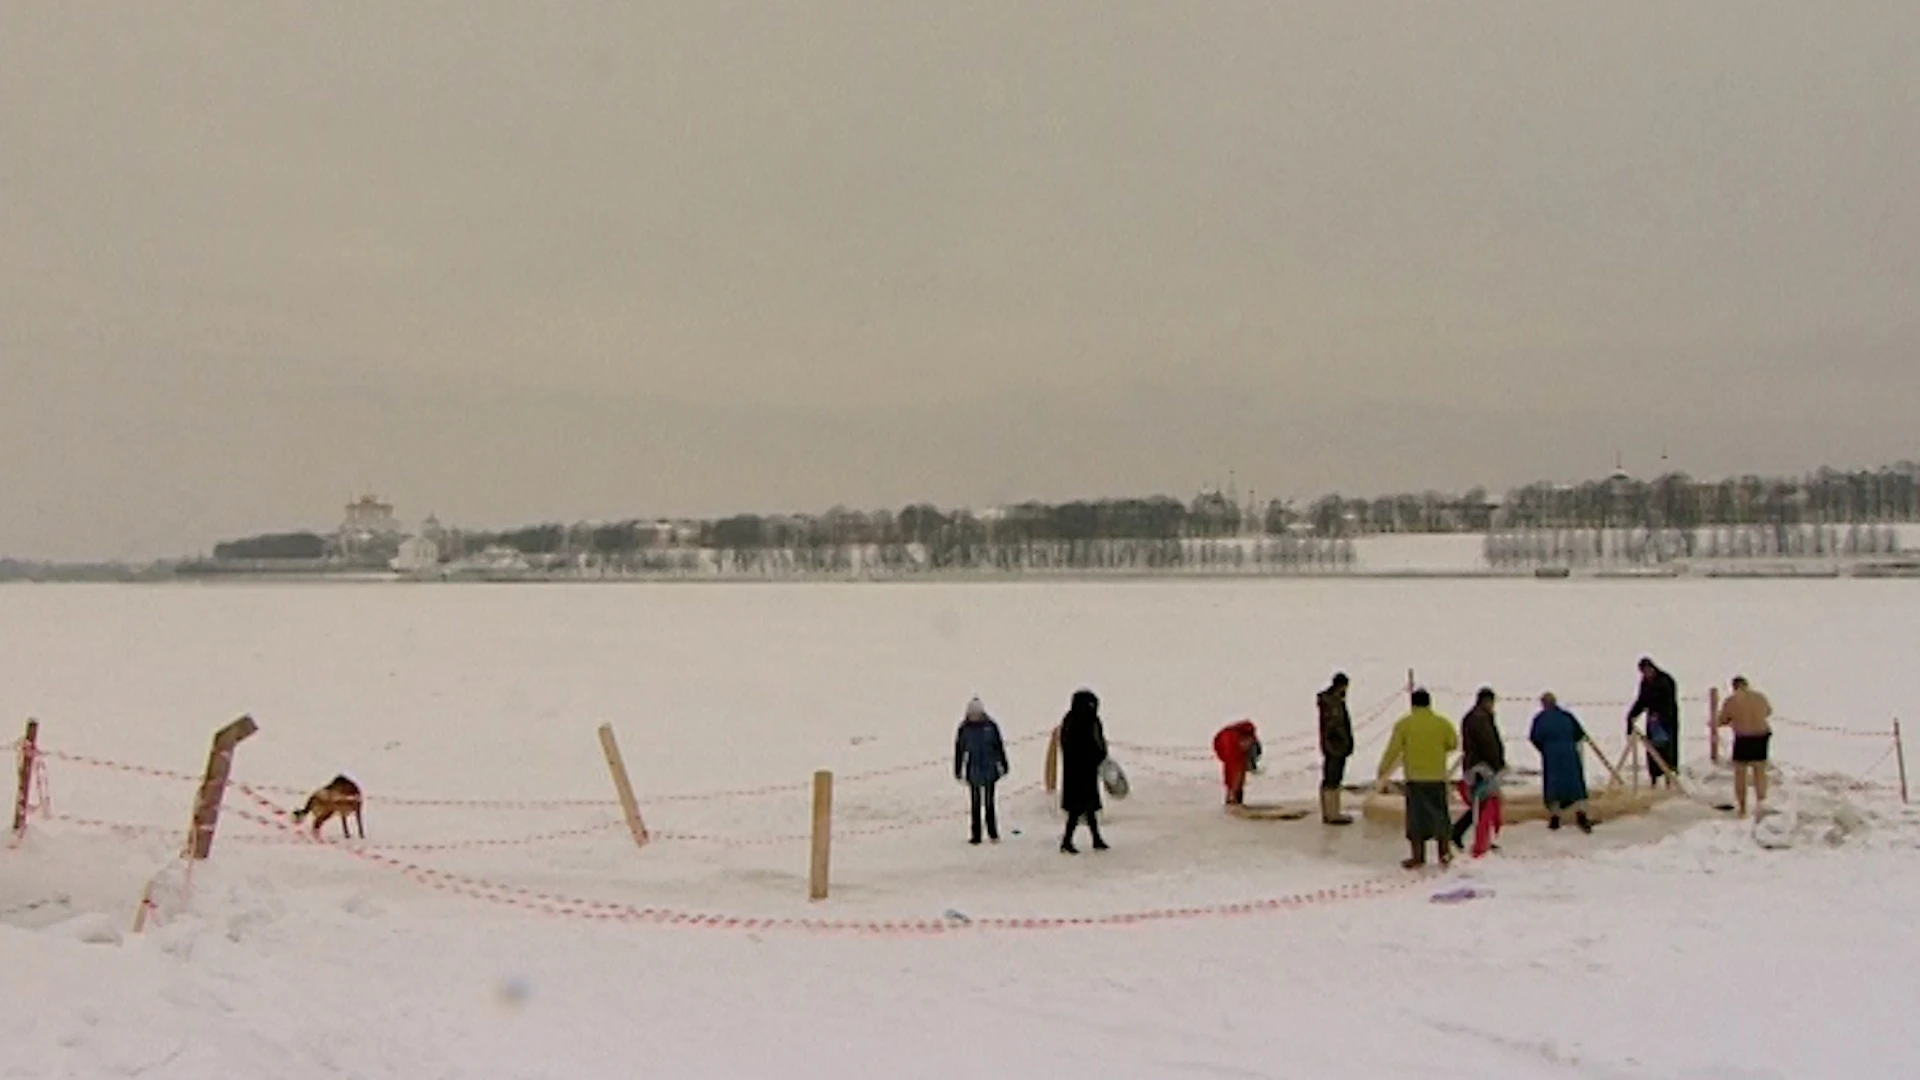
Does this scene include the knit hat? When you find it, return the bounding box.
[965,697,985,719]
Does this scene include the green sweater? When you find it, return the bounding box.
[1377,707,1459,784]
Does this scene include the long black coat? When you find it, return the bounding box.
[1629,668,1681,742]
[1058,693,1109,815]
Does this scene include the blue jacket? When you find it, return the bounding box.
[1529,706,1590,806]
[955,717,1009,787]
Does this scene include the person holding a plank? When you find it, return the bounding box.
[1531,692,1595,833]
[1627,657,1682,787]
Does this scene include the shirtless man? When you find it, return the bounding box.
[1713,676,1774,817]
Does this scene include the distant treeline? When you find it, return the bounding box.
[200,461,1920,564]
[0,559,172,583]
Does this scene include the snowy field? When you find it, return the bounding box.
[2,580,1917,1079]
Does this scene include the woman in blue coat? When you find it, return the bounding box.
[954,697,1010,845]
[1528,692,1594,833]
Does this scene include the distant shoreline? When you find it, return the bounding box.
[8,563,1918,585]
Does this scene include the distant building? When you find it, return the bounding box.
[338,494,404,562]
[391,534,441,573]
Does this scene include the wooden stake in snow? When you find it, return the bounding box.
[187,715,257,860]
[11,718,39,841]
[131,879,157,935]
[1708,687,1722,765]
[596,723,650,848]
[1895,720,1909,806]
[808,770,833,901]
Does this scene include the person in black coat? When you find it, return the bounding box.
[1627,657,1681,788]
[1450,687,1507,849]
[1057,688,1110,854]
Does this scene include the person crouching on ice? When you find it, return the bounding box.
[1376,688,1459,869]
[955,696,1010,845]
[1212,719,1261,806]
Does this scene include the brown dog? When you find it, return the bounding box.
[290,774,364,838]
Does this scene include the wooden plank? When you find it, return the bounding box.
[808,770,833,901]
[1708,687,1722,764]
[11,718,39,839]
[1043,726,1060,794]
[187,716,258,860]
[1895,720,1909,806]
[596,723,650,848]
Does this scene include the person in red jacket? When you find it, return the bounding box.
[1213,720,1262,805]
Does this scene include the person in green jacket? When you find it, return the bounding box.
[1375,688,1460,869]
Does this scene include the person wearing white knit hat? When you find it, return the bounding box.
[955,696,1009,845]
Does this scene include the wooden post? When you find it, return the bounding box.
[1044,726,1060,794]
[1708,687,1722,765]
[1895,720,1909,806]
[131,879,157,934]
[808,770,833,901]
[596,723,649,848]
[12,718,39,839]
[187,715,258,860]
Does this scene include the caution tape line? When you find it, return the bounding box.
[37,778,1047,851]
[1770,717,1897,740]
[41,812,634,852]
[29,735,1052,811]
[226,786,1433,934]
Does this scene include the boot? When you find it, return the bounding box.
[1321,789,1353,826]
[1576,811,1593,834]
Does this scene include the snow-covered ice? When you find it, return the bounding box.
[2,579,1916,1079]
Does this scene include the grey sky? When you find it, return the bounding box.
[3,3,1916,559]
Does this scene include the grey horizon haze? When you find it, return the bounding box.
[3,3,1917,561]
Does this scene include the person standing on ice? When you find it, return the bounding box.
[1374,688,1458,869]
[1212,719,1261,806]
[1712,676,1773,818]
[1627,657,1682,788]
[1057,688,1110,854]
[1530,692,1593,833]
[1450,687,1507,856]
[1317,673,1355,825]
[955,696,1010,845]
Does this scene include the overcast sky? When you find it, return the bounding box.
[3,3,1916,559]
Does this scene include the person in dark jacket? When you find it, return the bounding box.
[1450,687,1507,853]
[1627,657,1681,788]
[1317,673,1355,825]
[954,696,1010,845]
[1057,688,1110,854]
